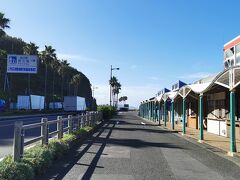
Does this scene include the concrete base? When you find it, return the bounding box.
[227,151,237,157]
[198,140,204,143]
[181,133,185,136]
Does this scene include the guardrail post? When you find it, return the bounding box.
[84,112,88,127]
[41,118,48,145]
[77,114,80,129]
[13,121,23,161]
[94,112,97,125]
[57,116,63,139]
[88,112,92,126]
[89,112,91,126]
[93,112,95,125]
[81,113,84,128]
[68,115,73,134]
[100,111,103,121]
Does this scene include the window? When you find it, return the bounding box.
[225,48,234,59]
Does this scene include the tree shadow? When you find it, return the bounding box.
[94,137,183,149]
[38,118,181,180]
[102,125,179,134]
[37,121,112,180]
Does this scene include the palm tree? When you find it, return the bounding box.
[109,76,118,106]
[109,76,118,87]
[71,74,81,96]
[50,58,60,100]
[23,42,39,95]
[57,59,70,99]
[122,96,128,102]
[0,12,10,37]
[40,45,56,107]
[23,42,39,55]
[112,81,121,107]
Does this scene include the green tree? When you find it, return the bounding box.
[40,45,56,106]
[50,58,60,100]
[57,59,69,99]
[23,42,39,55]
[0,12,10,37]
[71,73,81,96]
[112,82,121,107]
[23,42,39,95]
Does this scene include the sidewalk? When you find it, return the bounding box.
[142,118,240,156]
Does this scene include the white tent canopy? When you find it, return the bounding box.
[155,94,163,101]
[160,91,178,102]
[178,82,211,98]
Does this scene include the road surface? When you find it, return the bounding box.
[39,111,240,180]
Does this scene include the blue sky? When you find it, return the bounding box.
[1,0,240,107]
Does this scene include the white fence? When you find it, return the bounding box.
[13,111,103,161]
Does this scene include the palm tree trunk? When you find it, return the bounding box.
[52,71,55,100]
[117,93,119,108]
[44,64,48,108]
[61,75,64,100]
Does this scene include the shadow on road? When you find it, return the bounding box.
[38,120,115,180]
[38,115,181,179]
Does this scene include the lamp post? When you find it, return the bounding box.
[92,86,98,98]
[110,65,120,106]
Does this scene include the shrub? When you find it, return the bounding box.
[0,155,34,180]
[62,133,77,144]
[97,105,116,120]
[73,126,93,136]
[47,139,69,160]
[22,144,54,175]
[0,126,94,179]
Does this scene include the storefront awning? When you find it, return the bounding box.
[179,82,211,98]
[161,91,178,102]
[155,94,163,101]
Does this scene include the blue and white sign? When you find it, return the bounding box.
[7,54,38,74]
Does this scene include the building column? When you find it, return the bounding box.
[182,98,186,134]
[154,101,157,122]
[147,102,150,120]
[171,100,175,130]
[158,102,161,125]
[150,101,152,120]
[149,101,151,120]
[199,94,204,142]
[164,101,167,127]
[143,103,146,118]
[153,101,155,121]
[230,90,236,153]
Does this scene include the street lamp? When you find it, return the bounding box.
[92,86,98,98]
[110,65,120,106]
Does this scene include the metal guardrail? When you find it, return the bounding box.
[13,111,103,161]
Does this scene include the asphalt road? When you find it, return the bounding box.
[0,114,69,158]
[39,111,240,180]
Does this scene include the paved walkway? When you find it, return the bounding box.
[39,112,240,180]
[155,119,240,156]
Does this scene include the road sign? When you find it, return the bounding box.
[7,54,38,74]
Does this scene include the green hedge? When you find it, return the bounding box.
[0,126,93,180]
[97,105,116,120]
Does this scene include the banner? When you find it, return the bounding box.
[7,54,38,74]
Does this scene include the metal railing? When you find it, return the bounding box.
[13,111,103,161]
